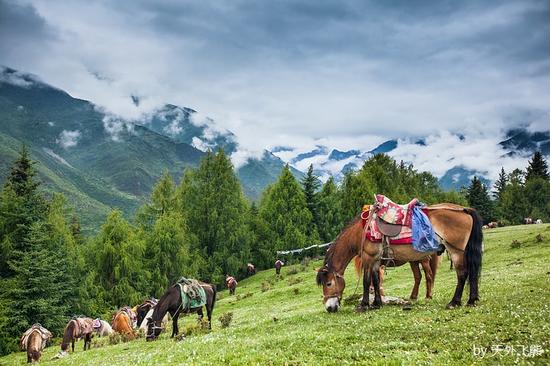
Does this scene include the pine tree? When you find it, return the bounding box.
[466,176,494,224]
[526,151,550,182]
[493,167,508,200]
[317,177,343,243]
[92,210,147,307]
[135,171,176,229]
[499,169,529,224]
[0,146,47,277]
[259,165,312,251]
[176,150,252,283]
[301,164,320,242]
[248,202,273,269]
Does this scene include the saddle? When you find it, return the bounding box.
[373,195,417,237]
[20,324,52,350]
[176,277,207,310]
[75,318,93,335]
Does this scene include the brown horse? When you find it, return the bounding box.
[317,203,483,312]
[226,276,237,295]
[275,260,285,275]
[353,252,441,300]
[247,263,256,275]
[61,318,94,352]
[20,324,52,363]
[112,311,137,339]
[146,281,216,341]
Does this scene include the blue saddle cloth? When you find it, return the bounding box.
[412,206,439,252]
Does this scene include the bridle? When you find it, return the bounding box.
[323,271,345,303]
[146,319,164,339]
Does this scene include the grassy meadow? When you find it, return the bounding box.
[1,224,549,365]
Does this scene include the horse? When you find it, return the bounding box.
[135,299,170,332]
[60,318,94,352]
[146,281,216,341]
[317,203,483,312]
[536,219,543,224]
[20,324,52,363]
[353,254,441,300]
[524,217,533,224]
[92,319,113,337]
[112,311,137,339]
[487,222,498,228]
[226,276,237,295]
[247,263,256,275]
[275,260,285,275]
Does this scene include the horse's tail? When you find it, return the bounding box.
[464,208,483,299]
[210,284,217,310]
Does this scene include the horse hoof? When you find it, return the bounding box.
[355,304,367,313]
[446,301,461,309]
[370,303,381,310]
[466,301,477,307]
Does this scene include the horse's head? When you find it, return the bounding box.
[145,317,162,341]
[316,266,346,312]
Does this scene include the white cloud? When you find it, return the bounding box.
[101,113,134,141]
[56,129,81,148]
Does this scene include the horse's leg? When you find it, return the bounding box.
[171,311,180,338]
[371,263,383,309]
[420,259,434,299]
[378,266,385,296]
[71,339,74,353]
[409,261,421,300]
[197,308,204,322]
[357,264,372,312]
[447,253,467,309]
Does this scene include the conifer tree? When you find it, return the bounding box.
[176,150,252,283]
[493,167,508,200]
[466,176,494,224]
[317,177,343,242]
[525,151,550,182]
[499,169,529,224]
[301,164,320,242]
[259,165,312,251]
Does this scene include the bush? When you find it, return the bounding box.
[535,234,544,243]
[287,267,299,276]
[288,277,303,286]
[108,332,135,345]
[293,288,300,295]
[510,240,521,249]
[261,282,271,292]
[182,319,211,336]
[218,312,233,328]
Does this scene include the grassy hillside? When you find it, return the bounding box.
[1,224,549,365]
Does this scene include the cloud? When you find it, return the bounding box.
[388,130,530,183]
[101,113,134,141]
[1,0,549,159]
[57,129,81,148]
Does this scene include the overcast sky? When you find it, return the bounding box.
[1,0,549,178]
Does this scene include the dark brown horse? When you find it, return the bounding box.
[146,281,216,341]
[20,324,52,363]
[226,276,237,295]
[61,318,94,352]
[317,204,483,312]
[275,260,285,275]
[247,263,256,275]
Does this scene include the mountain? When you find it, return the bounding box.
[438,166,491,191]
[0,67,300,231]
[499,128,550,156]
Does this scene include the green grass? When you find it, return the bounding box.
[2,224,549,365]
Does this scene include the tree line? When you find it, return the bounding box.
[0,146,547,354]
[465,151,550,225]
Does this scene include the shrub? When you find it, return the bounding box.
[287,267,299,276]
[288,277,303,286]
[261,282,271,292]
[510,240,521,249]
[535,234,544,243]
[293,288,300,295]
[182,319,211,336]
[218,312,233,328]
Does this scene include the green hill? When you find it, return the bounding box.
[1,224,548,365]
[0,67,302,231]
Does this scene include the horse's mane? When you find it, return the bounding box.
[316,215,362,285]
[61,320,76,351]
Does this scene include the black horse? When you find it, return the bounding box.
[146,281,216,341]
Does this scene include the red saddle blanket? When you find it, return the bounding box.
[374,194,417,227]
[364,216,413,245]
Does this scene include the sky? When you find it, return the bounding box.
[1,0,549,180]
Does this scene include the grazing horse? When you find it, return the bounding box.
[275,260,285,275]
[146,281,216,341]
[20,324,52,363]
[135,299,170,332]
[92,319,113,337]
[61,318,94,352]
[524,217,533,224]
[317,203,483,312]
[112,311,137,339]
[247,263,256,275]
[353,254,441,300]
[487,222,498,228]
[226,276,237,295]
